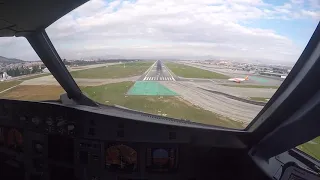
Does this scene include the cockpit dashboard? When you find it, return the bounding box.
[0,99,318,180]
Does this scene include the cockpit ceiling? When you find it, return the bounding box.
[0,0,88,37]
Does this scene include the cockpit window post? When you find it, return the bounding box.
[25,30,97,106]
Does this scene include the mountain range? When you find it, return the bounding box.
[0,56,25,63]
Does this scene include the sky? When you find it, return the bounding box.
[0,0,319,64]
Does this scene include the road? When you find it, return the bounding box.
[139,60,176,81]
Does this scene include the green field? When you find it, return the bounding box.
[71,61,154,79]
[297,136,320,160]
[166,62,229,79]
[81,81,243,129]
[19,73,50,80]
[0,81,22,92]
[222,84,279,89]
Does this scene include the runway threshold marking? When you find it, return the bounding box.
[163,64,176,81]
[143,76,175,81]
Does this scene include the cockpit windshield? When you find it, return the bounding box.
[1,0,319,130]
[0,37,64,101]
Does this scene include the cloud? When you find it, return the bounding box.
[308,0,320,8]
[301,10,320,18]
[0,0,319,63]
[0,37,38,60]
[291,0,304,4]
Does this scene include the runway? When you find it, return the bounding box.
[136,60,270,124]
[140,60,176,81]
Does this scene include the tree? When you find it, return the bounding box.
[31,66,41,74]
[14,68,20,76]
[7,69,13,76]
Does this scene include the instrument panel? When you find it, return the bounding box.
[0,99,264,180]
[105,143,138,172]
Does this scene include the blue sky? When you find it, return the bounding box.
[0,0,319,64]
[245,18,318,49]
[245,0,319,49]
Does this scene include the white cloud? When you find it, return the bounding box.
[0,0,319,63]
[72,0,107,17]
[0,37,38,60]
[291,0,304,4]
[301,10,320,18]
[308,0,320,8]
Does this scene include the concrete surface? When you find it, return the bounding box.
[21,75,140,86]
[160,81,263,124]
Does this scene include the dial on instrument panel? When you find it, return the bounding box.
[105,143,138,172]
[146,148,178,172]
[7,128,23,152]
[0,126,23,152]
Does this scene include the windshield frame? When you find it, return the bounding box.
[24,30,97,106]
[245,22,320,131]
[4,0,318,134]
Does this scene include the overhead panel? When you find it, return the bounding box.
[0,0,88,37]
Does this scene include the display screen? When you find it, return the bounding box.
[146,148,178,172]
[48,134,74,163]
[0,126,23,152]
[105,143,138,172]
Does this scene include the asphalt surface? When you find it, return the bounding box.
[195,82,276,98]
[134,61,270,124]
[21,75,140,86]
[160,81,263,124]
[139,60,176,81]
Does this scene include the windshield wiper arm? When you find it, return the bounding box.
[25,30,97,106]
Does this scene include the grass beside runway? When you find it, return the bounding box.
[0,85,65,100]
[81,81,244,129]
[166,62,229,79]
[222,84,279,89]
[297,136,320,160]
[70,61,154,79]
[0,74,51,94]
[0,81,22,92]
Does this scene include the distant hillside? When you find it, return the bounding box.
[0,56,24,63]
